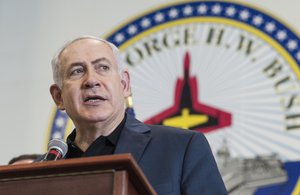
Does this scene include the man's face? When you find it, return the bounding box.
[51,39,130,125]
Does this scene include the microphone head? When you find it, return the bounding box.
[48,138,68,158]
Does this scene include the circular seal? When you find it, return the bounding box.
[105,1,300,161]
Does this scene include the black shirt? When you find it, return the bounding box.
[65,114,126,159]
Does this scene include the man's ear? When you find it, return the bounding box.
[50,84,65,110]
[121,70,131,98]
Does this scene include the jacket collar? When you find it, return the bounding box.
[114,114,151,163]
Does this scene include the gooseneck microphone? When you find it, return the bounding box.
[42,138,68,161]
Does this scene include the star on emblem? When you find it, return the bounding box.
[141,18,151,28]
[168,8,179,18]
[276,30,287,41]
[197,4,208,14]
[252,15,263,26]
[127,25,138,35]
[114,33,125,43]
[239,10,250,20]
[55,117,66,128]
[296,51,300,60]
[265,22,276,33]
[212,4,222,15]
[225,6,236,17]
[154,12,165,23]
[183,5,193,16]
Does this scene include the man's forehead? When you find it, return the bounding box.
[59,39,114,64]
[62,39,111,55]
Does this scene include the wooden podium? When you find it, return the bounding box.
[0,154,157,195]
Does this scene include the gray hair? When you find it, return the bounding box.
[51,35,124,88]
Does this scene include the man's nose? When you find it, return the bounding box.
[83,70,100,88]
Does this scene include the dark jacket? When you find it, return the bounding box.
[114,114,227,195]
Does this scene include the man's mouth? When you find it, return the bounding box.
[84,95,106,102]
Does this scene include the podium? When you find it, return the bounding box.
[0,154,157,195]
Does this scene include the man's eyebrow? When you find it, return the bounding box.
[69,62,84,67]
[91,58,111,65]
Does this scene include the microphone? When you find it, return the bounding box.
[42,138,68,161]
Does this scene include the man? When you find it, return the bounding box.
[50,36,227,194]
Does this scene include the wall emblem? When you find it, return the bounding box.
[105,1,300,193]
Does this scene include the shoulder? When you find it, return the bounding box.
[149,124,199,136]
[125,114,208,146]
[148,124,209,147]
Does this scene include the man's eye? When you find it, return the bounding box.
[96,64,110,72]
[70,68,84,75]
[100,65,110,71]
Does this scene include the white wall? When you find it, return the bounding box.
[0,0,299,165]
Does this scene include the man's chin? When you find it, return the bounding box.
[83,112,114,122]
[77,109,123,124]
[85,116,109,123]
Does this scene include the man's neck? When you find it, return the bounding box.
[74,113,125,152]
